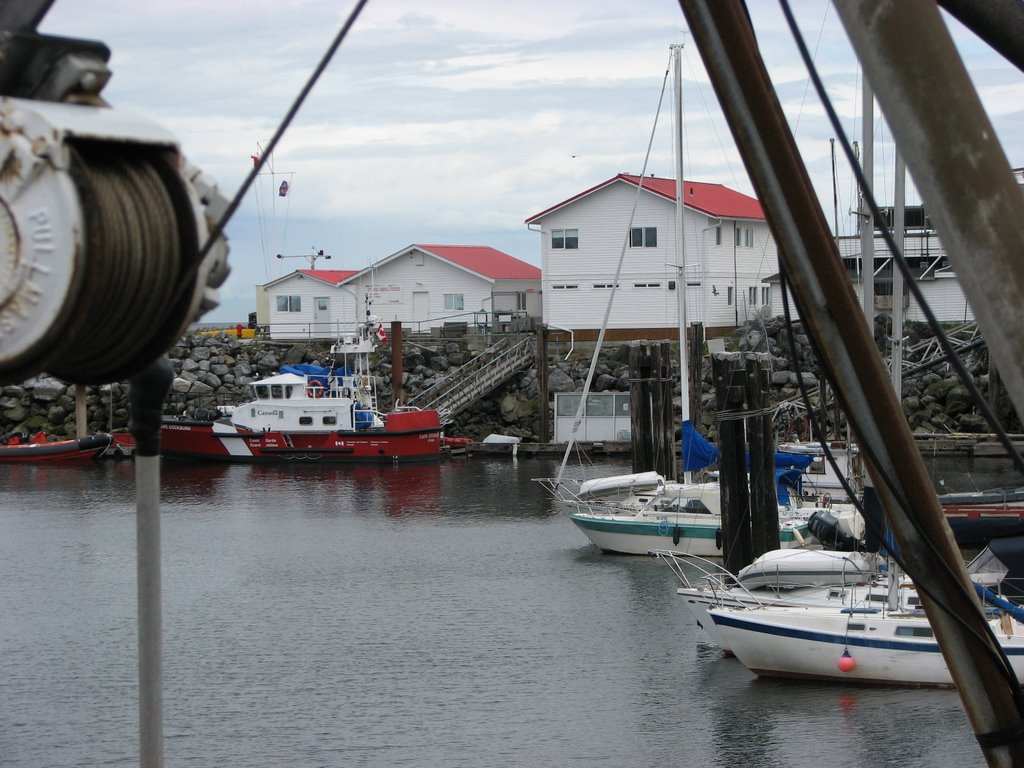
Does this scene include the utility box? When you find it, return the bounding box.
[553,392,632,443]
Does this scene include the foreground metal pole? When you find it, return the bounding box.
[675,2,1024,765]
[129,357,173,768]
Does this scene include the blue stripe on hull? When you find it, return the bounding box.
[711,612,1024,657]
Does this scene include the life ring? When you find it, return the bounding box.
[307,384,324,398]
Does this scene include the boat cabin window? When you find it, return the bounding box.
[299,417,313,426]
[895,626,934,638]
[285,385,294,398]
[255,385,269,398]
[271,385,283,398]
[323,416,337,425]
[846,623,866,631]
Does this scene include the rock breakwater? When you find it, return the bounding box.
[1,318,1016,443]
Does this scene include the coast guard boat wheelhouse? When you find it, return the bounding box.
[160,321,444,463]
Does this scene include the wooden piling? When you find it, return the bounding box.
[745,353,779,559]
[713,352,751,573]
[537,325,550,443]
[628,341,677,479]
[390,321,404,406]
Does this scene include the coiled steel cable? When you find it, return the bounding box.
[47,143,194,384]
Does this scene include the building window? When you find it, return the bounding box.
[630,227,657,247]
[276,295,301,312]
[749,286,757,306]
[444,294,464,311]
[727,286,734,306]
[552,284,579,290]
[761,286,772,306]
[715,225,722,245]
[735,227,753,247]
[633,282,662,288]
[552,228,579,249]
[593,283,618,289]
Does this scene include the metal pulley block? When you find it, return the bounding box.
[0,96,229,385]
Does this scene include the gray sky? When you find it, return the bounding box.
[39,0,1024,322]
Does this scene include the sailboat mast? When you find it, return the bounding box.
[891,149,906,401]
[672,43,691,428]
[859,78,874,330]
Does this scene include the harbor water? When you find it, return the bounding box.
[1,453,1018,767]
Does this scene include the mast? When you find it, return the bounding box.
[859,78,874,332]
[672,43,691,456]
[890,149,906,402]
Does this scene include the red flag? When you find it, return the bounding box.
[376,324,388,344]
[278,180,289,197]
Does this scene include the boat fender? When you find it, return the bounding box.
[672,525,681,546]
[793,527,805,545]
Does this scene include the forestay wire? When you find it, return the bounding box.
[555,48,675,485]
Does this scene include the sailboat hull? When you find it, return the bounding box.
[569,512,809,557]
[709,605,1024,687]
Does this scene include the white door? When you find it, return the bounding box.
[314,297,331,336]
[412,291,430,330]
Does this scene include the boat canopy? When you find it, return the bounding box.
[280,363,352,378]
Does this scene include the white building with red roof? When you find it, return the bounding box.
[525,173,777,338]
[260,244,541,339]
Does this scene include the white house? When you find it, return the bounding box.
[261,244,542,339]
[525,173,776,339]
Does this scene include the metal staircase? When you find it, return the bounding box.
[408,337,535,424]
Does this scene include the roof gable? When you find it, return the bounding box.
[298,269,359,285]
[262,268,358,289]
[525,173,764,223]
[413,245,541,280]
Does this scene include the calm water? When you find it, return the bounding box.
[1,453,1019,767]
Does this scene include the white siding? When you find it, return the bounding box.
[909,275,974,323]
[348,255,494,330]
[266,274,357,339]
[538,181,777,332]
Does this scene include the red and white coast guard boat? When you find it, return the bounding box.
[160,321,444,464]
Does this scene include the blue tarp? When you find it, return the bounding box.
[281,363,351,378]
[680,420,816,473]
[776,468,803,506]
[681,420,816,506]
[681,420,718,472]
[281,363,331,377]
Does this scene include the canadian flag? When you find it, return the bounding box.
[376,323,388,344]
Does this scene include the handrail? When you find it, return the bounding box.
[408,337,535,421]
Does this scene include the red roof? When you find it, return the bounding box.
[525,173,764,223]
[415,245,541,280]
[297,269,359,285]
